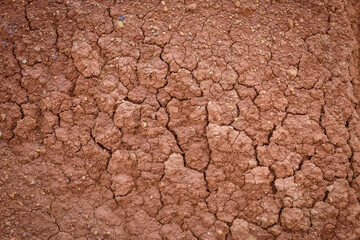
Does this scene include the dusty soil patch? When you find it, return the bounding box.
[1,0,360,239]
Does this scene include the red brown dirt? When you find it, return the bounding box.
[1,0,360,239]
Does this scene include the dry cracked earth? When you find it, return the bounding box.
[1,0,360,239]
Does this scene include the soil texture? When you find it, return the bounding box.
[1,0,360,239]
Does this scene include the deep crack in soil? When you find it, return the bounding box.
[1,0,360,239]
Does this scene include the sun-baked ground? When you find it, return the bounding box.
[1,0,360,239]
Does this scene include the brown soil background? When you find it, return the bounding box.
[1,0,360,239]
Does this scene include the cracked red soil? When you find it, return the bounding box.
[1,0,360,239]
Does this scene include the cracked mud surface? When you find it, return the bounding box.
[1,0,360,239]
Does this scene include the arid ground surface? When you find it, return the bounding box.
[1,0,360,239]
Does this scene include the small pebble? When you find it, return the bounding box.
[117,21,123,28]
[186,3,197,11]
[288,19,294,28]
[288,68,298,77]
[22,59,27,64]
[119,16,125,21]
[30,181,35,185]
